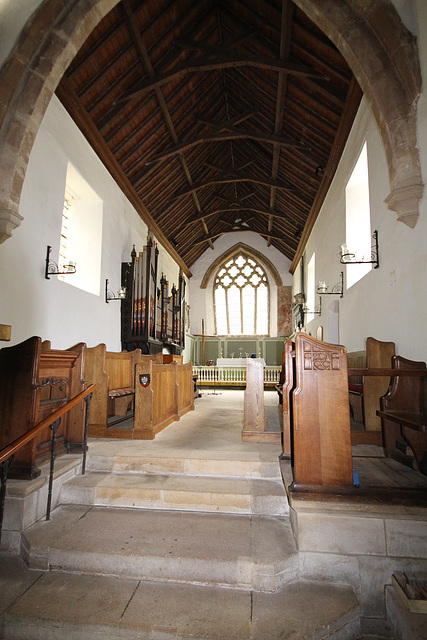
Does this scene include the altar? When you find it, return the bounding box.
[216,358,247,366]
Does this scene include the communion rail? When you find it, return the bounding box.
[194,365,281,387]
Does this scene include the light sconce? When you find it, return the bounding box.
[303,297,322,316]
[105,279,127,303]
[45,245,76,280]
[340,230,379,269]
[317,272,344,298]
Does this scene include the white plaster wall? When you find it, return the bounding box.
[188,232,292,338]
[0,95,180,351]
[0,0,42,66]
[300,58,427,362]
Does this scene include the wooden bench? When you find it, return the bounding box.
[347,337,395,444]
[0,336,86,479]
[85,344,143,437]
[134,360,194,439]
[377,356,427,475]
[155,354,183,364]
[281,333,353,490]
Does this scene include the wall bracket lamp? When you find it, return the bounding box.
[317,272,344,298]
[45,245,76,279]
[340,230,379,269]
[105,279,126,303]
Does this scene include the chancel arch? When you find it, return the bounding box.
[0,0,423,246]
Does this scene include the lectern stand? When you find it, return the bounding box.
[242,358,281,443]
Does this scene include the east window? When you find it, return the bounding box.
[214,253,269,335]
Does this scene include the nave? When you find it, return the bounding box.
[0,391,354,639]
[2,390,426,639]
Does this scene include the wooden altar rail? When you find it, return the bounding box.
[134,361,194,439]
[194,365,281,387]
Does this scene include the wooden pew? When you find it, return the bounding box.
[281,340,295,459]
[0,336,86,479]
[377,356,427,475]
[134,360,194,439]
[85,344,143,437]
[281,333,353,489]
[155,353,183,364]
[347,337,395,444]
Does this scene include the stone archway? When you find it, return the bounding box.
[0,0,423,244]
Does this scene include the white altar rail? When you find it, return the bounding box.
[193,365,281,387]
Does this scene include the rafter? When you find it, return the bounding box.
[184,205,294,226]
[169,172,296,200]
[121,0,215,250]
[115,52,328,104]
[193,227,293,246]
[148,126,306,165]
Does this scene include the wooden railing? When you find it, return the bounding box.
[194,365,281,387]
[0,384,95,541]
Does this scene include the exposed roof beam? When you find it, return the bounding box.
[185,205,294,226]
[268,0,293,246]
[121,0,214,250]
[115,53,328,104]
[170,173,296,200]
[148,126,306,164]
[193,227,292,246]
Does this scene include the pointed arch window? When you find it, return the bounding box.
[213,253,269,335]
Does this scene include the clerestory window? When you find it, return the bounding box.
[213,253,269,335]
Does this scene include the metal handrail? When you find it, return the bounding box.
[0,384,95,540]
[0,385,95,465]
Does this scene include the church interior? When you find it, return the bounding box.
[0,1,427,638]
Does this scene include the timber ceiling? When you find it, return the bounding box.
[56,0,362,275]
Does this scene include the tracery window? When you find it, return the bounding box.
[213,253,269,335]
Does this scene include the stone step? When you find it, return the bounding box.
[60,471,288,515]
[85,442,281,479]
[22,505,298,592]
[4,562,361,640]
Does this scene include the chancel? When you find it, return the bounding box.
[0,1,427,638]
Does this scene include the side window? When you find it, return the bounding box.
[58,163,103,295]
[344,142,371,288]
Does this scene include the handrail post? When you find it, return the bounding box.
[0,455,13,543]
[81,392,93,475]
[46,418,61,521]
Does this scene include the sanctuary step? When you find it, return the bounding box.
[2,556,361,640]
[60,471,288,515]
[84,442,282,479]
[21,505,298,592]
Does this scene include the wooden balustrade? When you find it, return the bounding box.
[194,365,281,387]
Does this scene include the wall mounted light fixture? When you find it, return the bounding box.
[340,230,379,269]
[105,279,126,303]
[45,245,76,280]
[317,272,344,298]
